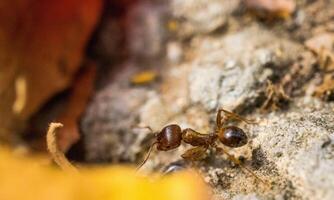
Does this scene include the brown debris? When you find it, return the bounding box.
[313,74,334,101]
[280,51,317,96]
[261,80,290,112]
[244,0,296,19]
[305,32,334,71]
[305,32,334,100]
[130,70,159,86]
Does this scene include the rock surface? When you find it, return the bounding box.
[189,25,302,111]
[170,0,239,37]
[81,0,334,199]
[81,66,151,162]
[252,101,334,200]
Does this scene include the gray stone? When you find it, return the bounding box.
[189,65,224,110]
[80,1,334,199]
[251,104,334,200]
[170,0,240,37]
[126,1,169,60]
[81,66,151,162]
[188,25,302,111]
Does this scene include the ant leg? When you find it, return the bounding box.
[181,146,208,161]
[217,108,257,125]
[136,142,157,172]
[216,108,223,129]
[215,146,268,186]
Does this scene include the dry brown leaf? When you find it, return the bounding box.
[0,0,102,140]
[57,62,97,152]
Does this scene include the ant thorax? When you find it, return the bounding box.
[182,128,217,147]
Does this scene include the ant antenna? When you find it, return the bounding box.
[136,142,158,171]
[131,125,154,133]
[215,146,269,186]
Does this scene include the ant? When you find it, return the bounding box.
[136,108,267,185]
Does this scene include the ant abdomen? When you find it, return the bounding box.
[218,126,248,148]
[156,124,182,151]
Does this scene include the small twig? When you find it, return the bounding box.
[46,123,78,173]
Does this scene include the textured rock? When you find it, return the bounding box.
[139,93,172,131]
[251,101,334,200]
[189,66,224,110]
[188,25,302,111]
[80,1,334,199]
[126,1,169,60]
[81,66,150,162]
[170,0,240,37]
[80,26,323,200]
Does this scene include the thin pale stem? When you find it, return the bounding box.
[46,123,78,174]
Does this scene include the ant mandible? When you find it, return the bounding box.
[136,108,266,184]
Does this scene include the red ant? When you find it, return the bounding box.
[136,108,267,185]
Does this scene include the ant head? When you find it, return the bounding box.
[156,124,182,151]
[218,126,248,148]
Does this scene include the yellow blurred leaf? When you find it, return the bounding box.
[0,147,211,200]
